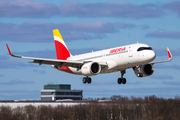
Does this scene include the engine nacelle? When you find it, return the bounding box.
[133,64,154,77]
[81,62,101,76]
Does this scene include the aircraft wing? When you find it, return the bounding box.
[6,44,107,68]
[150,47,173,65]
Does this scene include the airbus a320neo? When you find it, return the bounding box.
[6,29,172,84]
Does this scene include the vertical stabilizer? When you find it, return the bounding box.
[53,29,71,60]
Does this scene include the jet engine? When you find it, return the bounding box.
[81,62,101,76]
[133,64,154,77]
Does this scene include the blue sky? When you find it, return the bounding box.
[0,0,180,100]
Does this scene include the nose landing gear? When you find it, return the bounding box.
[136,65,143,77]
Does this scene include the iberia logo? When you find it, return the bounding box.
[109,47,126,54]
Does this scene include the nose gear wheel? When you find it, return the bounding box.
[136,65,143,77]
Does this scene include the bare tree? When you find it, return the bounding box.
[0,95,180,120]
[0,105,12,120]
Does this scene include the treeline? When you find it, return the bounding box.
[0,95,180,120]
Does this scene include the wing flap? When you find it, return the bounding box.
[30,59,107,68]
[29,59,84,68]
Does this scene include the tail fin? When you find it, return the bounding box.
[53,29,72,60]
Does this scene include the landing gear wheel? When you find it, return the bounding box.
[82,77,92,84]
[136,65,143,77]
[118,70,127,85]
[138,73,143,77]
[87,78,91,84]
[122,78,126,84]
[83,77,86,84]
[118,78,122,84]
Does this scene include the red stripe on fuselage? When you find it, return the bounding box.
[55,66,74,74]
[58,66,74,74]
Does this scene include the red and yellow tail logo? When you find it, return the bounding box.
[167,47,172,59]
[53,29,71,60]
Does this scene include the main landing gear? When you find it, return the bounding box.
[83,76,92,84]
[117,70,127,84]
[82,70,128,85]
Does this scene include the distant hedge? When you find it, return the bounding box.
[0,95,180,120]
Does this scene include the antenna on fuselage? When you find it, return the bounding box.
[137,41,139,44]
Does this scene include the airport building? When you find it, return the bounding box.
[41,84,83,101]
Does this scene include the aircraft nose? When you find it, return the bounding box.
[149,51,156,61]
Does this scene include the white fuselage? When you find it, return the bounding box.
[66,43,156,75]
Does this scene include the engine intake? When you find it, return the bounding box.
[134,64,154,77]
[81,62,101,76]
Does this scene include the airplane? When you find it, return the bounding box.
[6,29,172,85]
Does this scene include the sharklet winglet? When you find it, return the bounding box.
[6,44,22,58]
[167,47,172,60]
[6,44,12,55]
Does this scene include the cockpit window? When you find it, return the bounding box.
[137,47,153,51]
